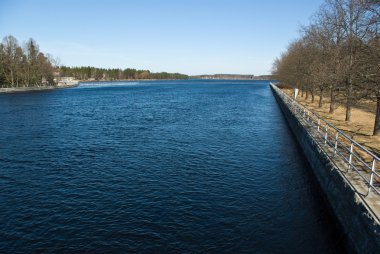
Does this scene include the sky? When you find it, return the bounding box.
[0,0,324,75]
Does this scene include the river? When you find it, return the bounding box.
[0,80,345,253]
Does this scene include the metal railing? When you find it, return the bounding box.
[271,84,380,196]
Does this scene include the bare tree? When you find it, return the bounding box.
[272,0,380,135]
[2,35,19,87]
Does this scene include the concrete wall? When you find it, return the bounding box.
[270,85,380,254]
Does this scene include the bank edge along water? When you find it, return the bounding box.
[270,84,380,253]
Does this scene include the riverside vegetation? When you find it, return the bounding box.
[0,35,188,89]
[0,36,55,87]
[272,0,380,136]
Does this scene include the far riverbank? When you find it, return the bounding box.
[79,78,188,83]
[0,83,79,94]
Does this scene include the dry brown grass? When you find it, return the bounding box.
[282,88,380,156]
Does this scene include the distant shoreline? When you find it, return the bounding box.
[0,79,275,94]
[79,78,185,83]
[80,78,275,82]
[0,83,79,94]
[192,74,276,80]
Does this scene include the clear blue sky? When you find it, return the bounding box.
[0,0,323,75]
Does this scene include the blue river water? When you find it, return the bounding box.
[0,80,346,253]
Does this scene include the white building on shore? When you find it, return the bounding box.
[55,77,80,87]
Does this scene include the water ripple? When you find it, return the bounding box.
[0,80,345,253]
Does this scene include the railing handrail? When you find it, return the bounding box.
[270,83,380,161]
[270,83,379,195]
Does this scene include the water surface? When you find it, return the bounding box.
[0,80,345,253]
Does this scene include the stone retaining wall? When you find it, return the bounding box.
[270,84,380,253]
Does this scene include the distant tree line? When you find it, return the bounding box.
[272,0,380,136]
[192,74,276,80]
[0,35,189,88]
[58,66,189,81]
[0,35,55,88]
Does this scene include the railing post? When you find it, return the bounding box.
[368,159,376,194]
[348,142,353,170]
[317,119,320,132]
[334,132,339,154]
[274,84,380,196]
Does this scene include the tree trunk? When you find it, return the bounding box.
[345,103,352,122]
[373,95,380,136]
[305,89,309,100]
[319,89,323,108]
[329,88,335,114]
[27,67,30,87]
[311,88,315,103]
[345,81,353,122]
[10,69,14,87]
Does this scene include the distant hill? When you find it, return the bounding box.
[191,74,276,80]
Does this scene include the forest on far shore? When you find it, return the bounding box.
[59,66,188,81]
[0,35,188,88]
